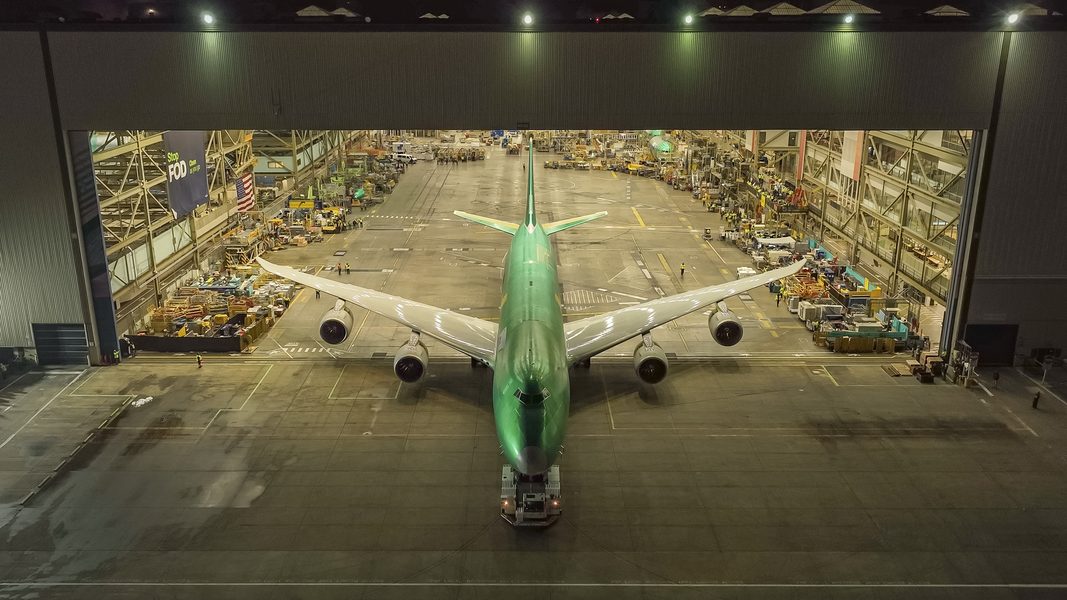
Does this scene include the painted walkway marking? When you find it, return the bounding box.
[631,207,646,228]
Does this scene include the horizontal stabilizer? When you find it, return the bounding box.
[453,211,519,235]
[542,211,608,235]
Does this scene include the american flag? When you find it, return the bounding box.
[236,173,255,212]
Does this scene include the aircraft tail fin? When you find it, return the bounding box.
[453,210,519,235]
[542,211,609,235]
[524,143,536,226]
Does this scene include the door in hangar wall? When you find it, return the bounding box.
[964,324,1019,367]
[31,323,89,366]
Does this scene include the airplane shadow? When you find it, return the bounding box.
[392,358,691,417]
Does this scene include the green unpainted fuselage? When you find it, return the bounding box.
[492,153,569,476]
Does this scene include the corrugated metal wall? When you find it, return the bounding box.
[0,32,85,349]
[45,31,1000,131]
[3,28,1064,358]
[967,32,1067,354]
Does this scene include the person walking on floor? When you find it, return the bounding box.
[112,349,120,365]
[679,262,686,278]
[776,292,783,307]
[315,289,320,299]
[1033,391,1041,409]
[993,370,1000,389]
[196,353,203,369]
[345,262,351,275]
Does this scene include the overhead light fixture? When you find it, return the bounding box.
[1006,12,1020,24]
[201,12,215,24]
[844,14,854,24]
[522,13,533,25]
[146,8,156,15]
[684,14,694,24]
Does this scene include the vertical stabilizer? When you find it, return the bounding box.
[525,143,536,227]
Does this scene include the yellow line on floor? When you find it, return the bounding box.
[631,207,646,228]
[657,253,673,278]
[719,267,732,279]
[822,366,840,386]
[770,330,780,338]
[611,171,618,179]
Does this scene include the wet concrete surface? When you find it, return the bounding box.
[1,359,1066,599]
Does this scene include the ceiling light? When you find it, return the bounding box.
[522,13,533,25]
[1006,12,1020,24]
[844,14,854,24]
[202,12,215,24]
[684,14,694,24]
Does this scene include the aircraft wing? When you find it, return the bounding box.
[257,258,498,365]
[563,260,806,364]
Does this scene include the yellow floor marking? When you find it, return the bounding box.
[656,253,674,279]
[611,171,618,179]
[770,330,780,338]
[719,268,732,279]
[631,207,646,227]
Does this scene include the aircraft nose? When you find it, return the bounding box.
[515,446,548,475]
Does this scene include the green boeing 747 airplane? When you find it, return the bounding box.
[258,146,804,526]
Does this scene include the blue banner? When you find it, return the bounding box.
[163,131,209,219]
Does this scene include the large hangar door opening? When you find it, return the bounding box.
[78,129,974,359]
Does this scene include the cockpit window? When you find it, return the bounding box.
[514,388,546,404]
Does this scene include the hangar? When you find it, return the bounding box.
[1,1,1067,597]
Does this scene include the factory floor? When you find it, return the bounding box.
[3,151,1067,598]
[257,149,820,360]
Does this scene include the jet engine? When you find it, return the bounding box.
[393,340,429,383]
[319,301,354,345]
[633,338,669,384]
[708,302,743,347]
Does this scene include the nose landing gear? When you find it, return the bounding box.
[500,465,561,527]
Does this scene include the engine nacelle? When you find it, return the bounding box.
[633,342,669,384]
[319,303,354,345]
[393,341,429,383]
[709,303,744,347]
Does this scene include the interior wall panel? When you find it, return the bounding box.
[0,32,83,349]
[45,31,1001,131]
[967,31,1067,357]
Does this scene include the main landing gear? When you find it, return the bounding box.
[500,465,562,527]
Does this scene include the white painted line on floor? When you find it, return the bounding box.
[1015,368,1067,407]
[704,240,725,264]
[238,364,273,410]
[0,372,30,394]
[328,364,348,400]
[976,381,994,399]
[0,370,86,450]
[1000,404,1039,437]
[821,366,840,387]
